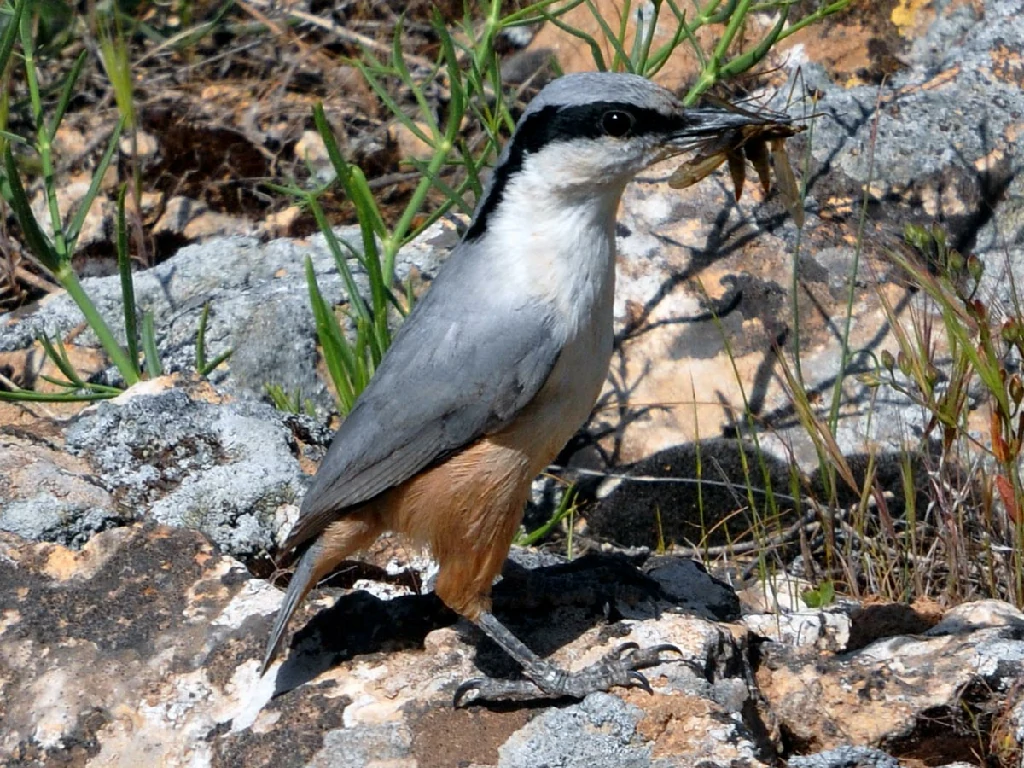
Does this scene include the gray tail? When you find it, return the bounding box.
[260,544,321,676]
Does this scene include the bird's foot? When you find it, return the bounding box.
[453,642,680,706]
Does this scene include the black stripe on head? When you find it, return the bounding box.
[465,101,686,242]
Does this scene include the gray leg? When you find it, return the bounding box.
[453,611,680,706]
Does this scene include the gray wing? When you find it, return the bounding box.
[282,250,561,554]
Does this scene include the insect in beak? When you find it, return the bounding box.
[668,98,807,228]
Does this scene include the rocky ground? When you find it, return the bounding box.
[2,0,1024,766]
[2,524,1022,766]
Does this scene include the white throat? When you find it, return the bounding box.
[477,155,627,344]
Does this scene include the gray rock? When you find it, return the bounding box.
[788,746,900,768]
[308,723,413,767]
[63,388,317,558]
[1,526,1021,767]
[0,227,448,412]
[498,693,652,768]
[803,0,1024,313]
[0,495,126,549]
[0,435,126,549]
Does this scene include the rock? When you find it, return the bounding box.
[787,745,901,768]
[757,600,1024,760]
[4,525,1020,765]
[31,174,111,251]
[392,121,436,164]
[261,205,303,239]
[120,129,160,160]
[0,525,286,766]
[294,130,334,184]
[183,208,255,241]
[0,226,447,414]
[0,433,124,548]
[57,380,320,559]
[0,525,769,767]
[802,0,1024,311]
[497,691,772,768]
[153,195,196,236]
[744,609,853,655]
[496,693,656,768]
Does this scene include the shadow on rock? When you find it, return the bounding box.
[270,551,738,696]
[585,439,950,551]
[585,439,798,549]
[270,590,455,695]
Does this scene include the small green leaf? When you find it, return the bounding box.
[3,147,58,271]
[142,311,163,378]
[801,581,836,609]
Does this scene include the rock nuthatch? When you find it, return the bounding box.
[262,72,781,704]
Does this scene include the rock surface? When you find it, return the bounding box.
[0,228,446,415]
[1,379,327,559]
[2,526,1021,767]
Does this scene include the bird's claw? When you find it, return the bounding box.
[627,669,653,694]
[609,641,640,659]
[453,641,683,706]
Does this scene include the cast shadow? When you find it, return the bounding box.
[267,551,713,697]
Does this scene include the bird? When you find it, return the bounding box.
[261,71,780,704]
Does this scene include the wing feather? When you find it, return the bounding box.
[281,249,561,555]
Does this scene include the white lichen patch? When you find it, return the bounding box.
[211,576,282,628]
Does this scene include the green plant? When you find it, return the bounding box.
[801,578,835,608]
[195,302,232,377]
[517,484,579,557]
[872,225,1024,604]
[544,0,850,103]
[0,0,231,401]
[265,384,317,417]
[0,0,139,400]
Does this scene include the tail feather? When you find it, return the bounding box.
[260,544,322,676]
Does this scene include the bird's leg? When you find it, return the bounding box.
[453,611,680,706]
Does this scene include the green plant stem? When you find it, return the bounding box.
[55,265,140,385]
[20,13,67,261]
[828,89,879,431]
[0,389,119,402]
[775,0,851,43]
[688,0,753,99]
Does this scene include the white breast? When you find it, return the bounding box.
[481,160,623,469]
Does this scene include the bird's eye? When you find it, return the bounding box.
[602,110,634,138]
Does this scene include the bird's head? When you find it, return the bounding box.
[466,72,793,241]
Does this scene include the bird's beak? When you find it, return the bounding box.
[664,107,794,148]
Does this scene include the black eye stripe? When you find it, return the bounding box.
[517,102,683,148]
[465,101,688,242]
